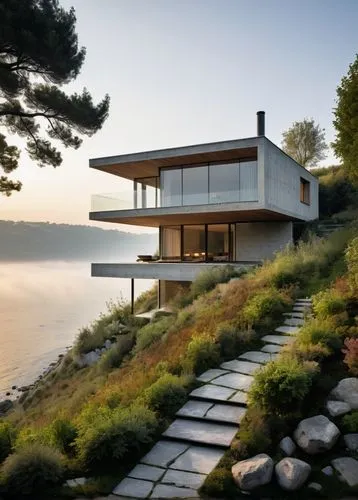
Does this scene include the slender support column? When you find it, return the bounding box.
[131,278,134,315]
[142,184,147,208]
[158,280,161,309]
[133,181,138,209]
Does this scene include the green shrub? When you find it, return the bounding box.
[283,341,331,362]
[191,265,241,298]
[346,236,358,291]
[49,418,77,455]
[185,335,220,375]
[249,358,318,416]
[233,407,272,458]
[343,411,358,432]
[0,422,16,464]
[313,289,347,318]
[98,333,135,372]
[242,288,289,329]
[75,405,158,471]
[134,285,158,314]
[201,468,237,498]
[135,316,173,352]
[298,319,342,352]
[142,374,187,419]
[216,323,256,359]
[0,444,63,496]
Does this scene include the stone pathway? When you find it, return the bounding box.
[111,298,312,499]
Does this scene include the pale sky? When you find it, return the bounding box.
[1,0,358,231]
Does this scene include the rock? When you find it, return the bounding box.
[0,400,13,415]
[330,378,358,409]
[294,415,340,454]
[331,457,358,487]
[326,400,351,417]
[275,458,311,491]
[76,351,100,367]
[5,392,10,396]
[308,482,323,492]
[231,453,274,491]
[321,465,334,476]
[279,436,296,456]
[344,434,358,451]
[11,385,17,390]
[104,339,112,349]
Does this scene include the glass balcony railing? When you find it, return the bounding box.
[91,188,160,212]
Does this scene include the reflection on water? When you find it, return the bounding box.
[0,261,152,398]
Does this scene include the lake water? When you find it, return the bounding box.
[0,261,152,399]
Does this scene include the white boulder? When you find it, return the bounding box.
[294,415,340,454]
[279,436,296,456]
[331,457,358,487]
[326,400,351,417]
[330,378,358,409]
[344,434,358,451]
[231,453,274,490]
[275,458,311,491]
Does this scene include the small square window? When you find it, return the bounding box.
[300,178,310,205]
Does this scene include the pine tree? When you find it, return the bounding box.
[0,0,110,195]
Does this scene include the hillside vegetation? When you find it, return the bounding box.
[1,166,358,497]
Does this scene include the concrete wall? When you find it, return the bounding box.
[92,262,252,281]
[235,221,292,261]
[263,139,319,221]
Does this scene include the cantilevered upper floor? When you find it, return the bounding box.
[89,118,318,228]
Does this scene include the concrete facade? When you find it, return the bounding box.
[235,222,293,261]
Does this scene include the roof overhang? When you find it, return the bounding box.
[90,207,298,227]
[89,137,259,181]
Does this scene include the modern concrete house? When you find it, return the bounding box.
[90,112,318,310]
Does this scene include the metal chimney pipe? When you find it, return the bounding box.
[257,111,265,136]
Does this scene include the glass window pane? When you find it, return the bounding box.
[161,226,181,261]
[183,225,205,261]
[209,163,240,203]
[182,166,208,205]
[161,169,182,207]
[239,161,258,201]
[207,224,229,262]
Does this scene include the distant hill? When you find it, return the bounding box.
[0,221,158,261]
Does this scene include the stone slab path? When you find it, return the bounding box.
[111,298,312,499]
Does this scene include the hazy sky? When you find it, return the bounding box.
[1,0,358,230]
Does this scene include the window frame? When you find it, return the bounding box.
[300,177,310,205]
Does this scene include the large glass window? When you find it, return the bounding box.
[239,161,258,201]
[207,224,230,262]
[182,166,208,205]
[160,169,182,207]
[183,225,206,261]
[209,163,240,203]
[161,226,181,261]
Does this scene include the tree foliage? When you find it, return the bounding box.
[333,54,358,184]
[281,118,327,167]
[0,0,110,195]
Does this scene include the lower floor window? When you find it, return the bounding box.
[161,223,235,262]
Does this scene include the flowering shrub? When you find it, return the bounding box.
[342,337,358,375]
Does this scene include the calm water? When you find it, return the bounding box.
[0,261,152,399]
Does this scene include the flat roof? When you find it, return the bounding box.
[89,136,259,181]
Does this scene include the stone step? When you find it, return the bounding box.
[261,344,283,353]
[197,368,230,383]
[210,372,254,392]
[293,306,311,312]
[189,384,247,406]
[176,400,247,425]
[262,334,295,345]
[275,325,300,335]
[295,298,312,303]
[150,483,199,498]
[283,312,304,319]
[220,359,262,375]
[162,418,238,448]
[284,317,305,326]
[238,350,275,364]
